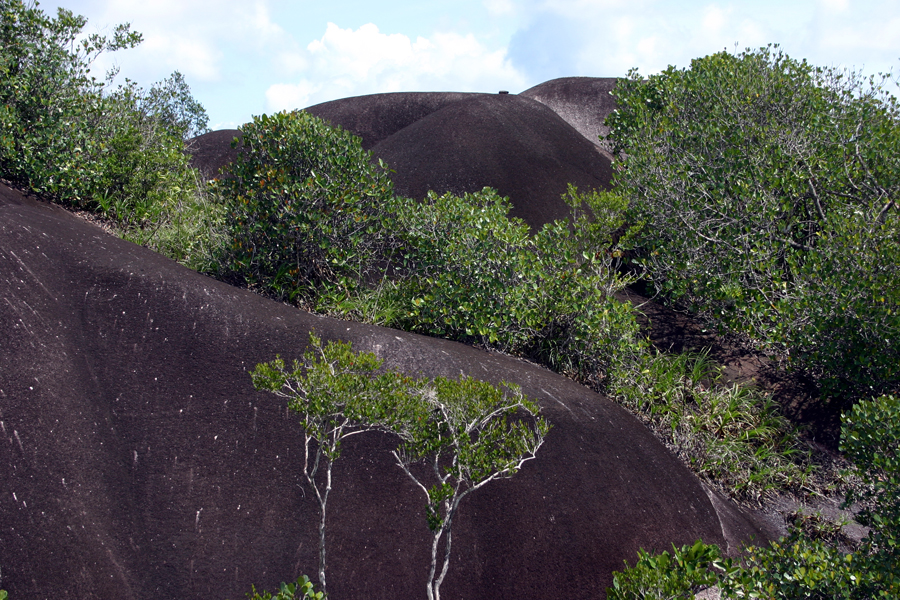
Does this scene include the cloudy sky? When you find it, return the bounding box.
[39,0,900,130]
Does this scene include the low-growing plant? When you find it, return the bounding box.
[243,575,323,600]
[838,394,900,594]
[611,348,815,503]
[608,540,727,600]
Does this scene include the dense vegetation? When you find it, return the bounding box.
[605,45,900,403]
[214,108,816,504]
[2,1,897,595]
[609,394,899,598]
[0,0,223,268]
[602,45,899,598]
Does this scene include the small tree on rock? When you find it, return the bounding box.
[250,333,411,597]
[391,375,550,600]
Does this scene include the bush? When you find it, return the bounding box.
[0,0,219,266]
[608,540,724,600]
[610,394,900,599]
[215,110,396,302]
[838,394,900,594]
[605,45,900,402]
[243,575,323,600]
[388,185,645,390]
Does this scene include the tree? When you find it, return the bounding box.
[215,110,397,304]
[604,45,900,401]
[0,0,211,234]
[250,334,414,597]
[390,375,549,600]
[144,70,210,142]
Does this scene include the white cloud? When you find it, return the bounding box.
[701,4,729,35]
[57,0,295,84]
[484,0,517,16]
[819,0,850,12]
[265,22,527,111]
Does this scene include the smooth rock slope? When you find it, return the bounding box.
[520,77,620,149]
[192,89,614,230]
[0,184,769,599]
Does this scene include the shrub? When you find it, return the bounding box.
[611,394,900,599]
[0,2,209,214]
[607,540,725,600]
[243,575,323,600]
[0,0,219,266]
[389,185,645,390]
[215,110,396,303]
[838,394,900,595]
[605,45,900,402]
[219,134,647,393]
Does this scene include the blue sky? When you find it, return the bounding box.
[38,0,900,130]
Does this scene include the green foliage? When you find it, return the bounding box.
[388,185,645,390]
[250,333,410,462]
[839,394,900,594]
[217,120,645,394]
[215,110,396,302]
[611,349,815,503]
[219,108,813,502]
[608,540,727,600]
[390,375,549,600]
[606,45,900,401]
[611,394,900,599]
[145,70,210,142]
[722,534,866,599]
[244,575,323,600]
[251,333,414,595]
[0,0,219,267]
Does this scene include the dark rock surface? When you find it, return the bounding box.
[520,77,620,149]
[0,183,772,599]
[188,129,243,180]
[304,91,479,150]
[364,93,613,229]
